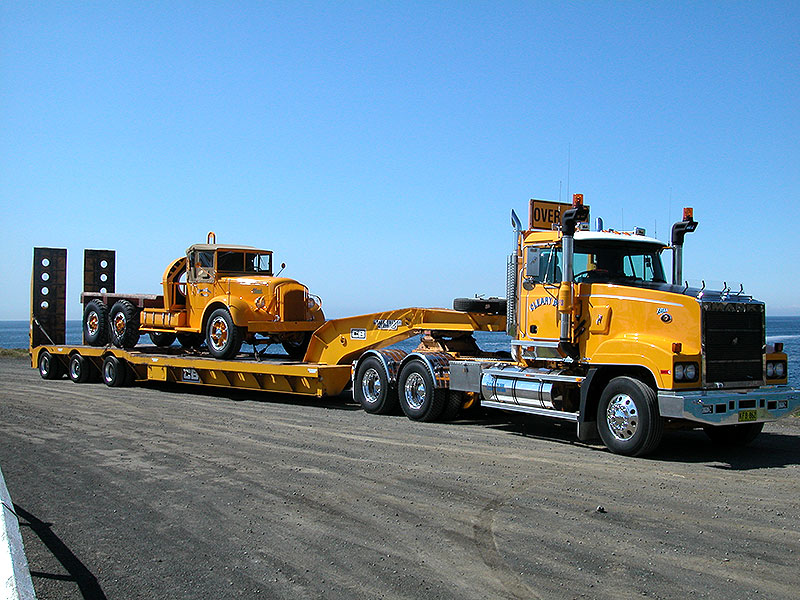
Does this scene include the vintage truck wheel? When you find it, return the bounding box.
[68,353,94,384]
[703,423,763,446]
[83,299,109,346]
[354,356,398,415]
[108,300,141,349]
[597,376,663,457]
[149,332,177,347]
[38,351,63,380]
[281,332,311,360]
[206,308,244,359]
[177,332,204,350]
[397,360,446,422]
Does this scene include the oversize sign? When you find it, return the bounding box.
[529,199,570,230]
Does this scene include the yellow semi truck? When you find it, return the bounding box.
[30,195,797,456]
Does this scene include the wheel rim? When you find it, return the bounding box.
[87,311,100,336]
[104,361,114,383]
[209,316,228,351]
[606,393,638,441]
[70,359,81,379]
[404,372,426,410]
[113,312,126,336]
[40,354,50,375]
[361,368,382,404]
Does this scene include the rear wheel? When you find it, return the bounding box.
[597,376,663,457]
[68,354,93,384]
[206,308,244,359]
[149,331,177,347]
[440,390,464,422]
[354,356,398,415]
[177,332,204,350]
[703,423,763,446]
[38,351,63,380]
[397,361,446,422]
[102,355,129,387]
[108,300,140,349]
[83,299,109,346]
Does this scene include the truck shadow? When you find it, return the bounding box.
[14,504,108,600]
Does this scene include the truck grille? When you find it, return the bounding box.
[702,302,764,386]
[281,288,307,321]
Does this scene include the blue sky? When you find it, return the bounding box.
[2,1,799,320]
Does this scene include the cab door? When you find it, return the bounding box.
[186,250,215,330]
[519,244,562,341]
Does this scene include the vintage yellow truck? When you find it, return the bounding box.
[80,233,324,359]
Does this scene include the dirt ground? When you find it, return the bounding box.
[2,356,798,599]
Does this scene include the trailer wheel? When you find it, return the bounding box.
[102,355,129,387]
[354,357,398,415]
[149,332,177,347]
[281,332,311,360]
[38,351,63,380]
[453,297,507,315]
[68,354,93,384]
[83,299,109,346]
[177,333,204,350]
[597,376,663,457]
[108,300,141,349]
[398,361,446,422]
[703,423,763,446]
[206,308,244,359]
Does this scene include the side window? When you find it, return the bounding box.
[189,251,215,282]
[525,246,561,283]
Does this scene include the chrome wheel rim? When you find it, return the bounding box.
[209,316,228,351]
[87,311,100,336]
[361,368,382,404]
[606,393,638,441]
[103,361,114,383]
[404,372,426,410]
[70,359,81,379]
[40,354,50,375]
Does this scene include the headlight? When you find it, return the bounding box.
[767,361,786,379]
[674,364,685,380]
[674,361,699,382]
[766,362,775,377]
[775,362,785,377]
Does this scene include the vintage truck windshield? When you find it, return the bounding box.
[217,251,273,275]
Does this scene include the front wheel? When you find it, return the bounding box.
[703,423,763,446]
[397,360,446,422]
[281,332,312,360]
[206,308,244,359]
[597,376,663,457]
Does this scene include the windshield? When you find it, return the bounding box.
[216,251,273,275]
[573,241,666,284]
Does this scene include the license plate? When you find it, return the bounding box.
[738,410,757,422]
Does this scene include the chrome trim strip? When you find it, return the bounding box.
[588,294,684,307]
[481,400,579,421]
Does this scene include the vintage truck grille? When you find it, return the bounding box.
[702,302,764,386]
[281,288,307,321]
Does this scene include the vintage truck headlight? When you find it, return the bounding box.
[674,361,699,382]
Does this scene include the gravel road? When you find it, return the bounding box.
[2,356,798,599]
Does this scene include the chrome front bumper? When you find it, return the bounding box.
[658,386,799,426]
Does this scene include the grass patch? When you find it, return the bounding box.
[0,348,29,358]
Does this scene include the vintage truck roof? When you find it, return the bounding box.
[186,244,273,254]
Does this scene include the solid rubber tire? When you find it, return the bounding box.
[597,376,664,457]
[38,351,62,380]
[354,356,398,415]
[205,307,244,359]
[108,300,141,349]
[397,361,447,422]
[83,299,109,346]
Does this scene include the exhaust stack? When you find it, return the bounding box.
[671,207,698,285]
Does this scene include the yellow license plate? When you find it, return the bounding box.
[738,410,757,422]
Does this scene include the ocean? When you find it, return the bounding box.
[2,317,798,389]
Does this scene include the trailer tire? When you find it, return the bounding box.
[703,422,763,446]
[282,332,311,360]
[177,333,204,350]
[597,376,663,457]
[206,308,244,359]
[398,361,446,422]
[354,357,398,415]
[68,354,94,384]
[83,299,109,346]
[109,300,141,349]
[38,351,63,380]
[453,297,507,315]
[102,355,129,387]
[149,332,177,347]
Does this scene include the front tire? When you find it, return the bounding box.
[206,308,244,359]
[38,351,63,380]
[281,332,312,360]
[703,423,763,446]
[108,300,140,349]
[397,361,446,422]
[83,299,109,346]
[597,376,663,457]
[354,357,398,415]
